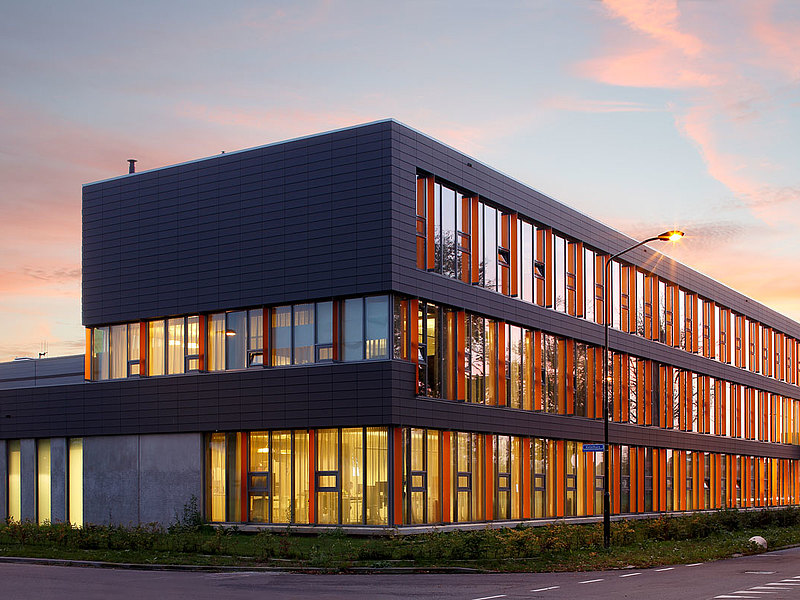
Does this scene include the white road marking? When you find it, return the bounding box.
[530,586,559,592]
[471,595,506,600]
[579,578,604,584]
[655,567,674,572]
[619,572,641,578]
[766,582,800,585]
[749,587,782,590]
[745,571,776,575]
[736,591,776,594]
[715,596,758,599]
[686,562,703,567]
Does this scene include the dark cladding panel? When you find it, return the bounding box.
[83,122,394,326]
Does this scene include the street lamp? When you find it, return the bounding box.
[603,230,684,549]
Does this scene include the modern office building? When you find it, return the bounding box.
[1,120,799,529]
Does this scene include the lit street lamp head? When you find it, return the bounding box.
[657,230,685,242]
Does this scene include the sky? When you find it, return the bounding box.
[1,0,798,362]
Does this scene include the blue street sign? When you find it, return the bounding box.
[582,443,605,452]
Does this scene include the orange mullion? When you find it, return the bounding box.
[585,451,595,515]
[593,347,603,419]
[509,213,518,297]
[678,451,687,511]
[139,321,148,376]
[643,360,652,426]
[637,447,645,513]
[498,323,507,407]
[690,293,699,353]
[612,446,621,514]
[565,339,574,415]
[425,178,436,270]
[522,439,532,519]
[703,376,711,434]
[659,449,668,511]
[555,440,565,517]
[442,431,452,523]
[613,354,622,422]
[84,329,93,380]
[198,314,207,371]
[485,435,494,521]
[410,299,419,394]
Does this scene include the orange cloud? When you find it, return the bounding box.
[748,0,800,79]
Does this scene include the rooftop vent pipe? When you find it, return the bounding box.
[128,159,137,174]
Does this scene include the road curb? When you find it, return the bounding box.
[0,555,484,574]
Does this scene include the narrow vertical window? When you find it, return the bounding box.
[365,296,389,360]
[148,320,165,376]
[248,432,270,523]
[127,323,140,376]
[316,429,340,524]
[68,438,83,527]
[186,315,200,371]
[343,298,364,361]
[110,324,127,379]
[207,432,226,522]
[7,440,21,522]
[225,311,247,370]
[293,304,315,365]
[92,326,110,380]
[247,310,263,367]
[208,313,226,371]
[271,306,291,366]
[316,301,334,361]
[167,317,185,375]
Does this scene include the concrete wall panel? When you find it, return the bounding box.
[138,433,203,525]
[83,435,139,525]
[50,437,67,523]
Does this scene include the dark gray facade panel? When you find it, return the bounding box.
[83,122,395,326]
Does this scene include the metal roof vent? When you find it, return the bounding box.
[128,159,137,174]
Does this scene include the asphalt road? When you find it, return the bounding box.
[2,547,800,599]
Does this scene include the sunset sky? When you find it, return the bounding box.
[1,0,798,362]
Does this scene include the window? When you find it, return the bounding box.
[148,320,165,376]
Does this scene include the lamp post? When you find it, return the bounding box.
[603,230,684,549]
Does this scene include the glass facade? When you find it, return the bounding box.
[89,296,390,381]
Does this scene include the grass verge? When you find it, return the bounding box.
[1,508,799,572]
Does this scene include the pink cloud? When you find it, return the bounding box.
[748,0,800,79]
[577,44,722,90]
[602,0,705,56]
